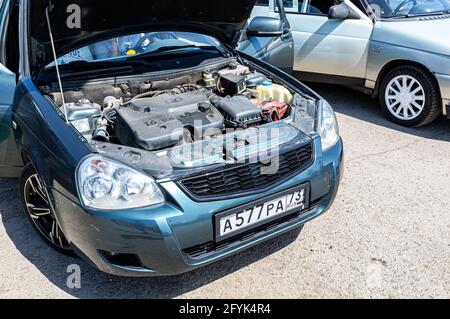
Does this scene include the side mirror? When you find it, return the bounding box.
[246,16,283,37]
[328,3,360,20]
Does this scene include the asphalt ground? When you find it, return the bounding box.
[1,83,449,298]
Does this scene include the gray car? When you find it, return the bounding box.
[248,0,450,127]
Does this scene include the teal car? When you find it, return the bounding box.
[0,0,343,276]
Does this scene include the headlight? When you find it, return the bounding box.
[76,155,164,210]
[318,100,340,151]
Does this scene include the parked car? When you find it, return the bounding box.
[0,0,343,276]
[250,0,450,127]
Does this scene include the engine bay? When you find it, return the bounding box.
[45,60,316,153]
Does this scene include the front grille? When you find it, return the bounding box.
[179,143,313,199]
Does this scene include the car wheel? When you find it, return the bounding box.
[379,65,441,127]
[19,164,74,255]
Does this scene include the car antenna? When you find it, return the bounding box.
[45,2,69,124]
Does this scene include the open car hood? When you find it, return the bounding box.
[28,0,257,74]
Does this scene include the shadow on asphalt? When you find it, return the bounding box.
[308,83,450,142]
[0,178,302,298]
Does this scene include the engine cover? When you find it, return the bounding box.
[129,90,209,113]
[115,91,224,151]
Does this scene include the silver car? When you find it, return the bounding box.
[248,0,450,127]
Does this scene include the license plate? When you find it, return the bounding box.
[214,184,310,242]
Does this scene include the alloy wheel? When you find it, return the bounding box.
[23,174,70,249]
[384,75,426,121]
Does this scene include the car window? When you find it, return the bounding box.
[0,0,10,64]
[1,0,19,73]
[366,0,450,18]
[281,0,339,14]
[251,0,285,19]
[280,0,303,13]
[303,0,340,15]
[50,32,220,67]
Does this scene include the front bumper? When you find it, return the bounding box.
[435,73,450,118]
[50,137,344,277]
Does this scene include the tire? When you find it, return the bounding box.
[19,164,74,256]
[379,65,441,127]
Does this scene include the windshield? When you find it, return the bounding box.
[49,32,221,67]
[366,0,450,18]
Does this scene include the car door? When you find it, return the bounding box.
[283,0,374,84]
[238,0,294,74]
[0,0,22,177]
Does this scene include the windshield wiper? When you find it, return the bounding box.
[128,45,227,59]
[64,60,91,66]
[153,44,198,53]
[391,9,450,18]
[45,45,227,73]
[54,57,158,69]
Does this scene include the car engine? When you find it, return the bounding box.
[46,60,312,152]
[115,89,224,151]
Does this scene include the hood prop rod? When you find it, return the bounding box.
[45,5,69,124]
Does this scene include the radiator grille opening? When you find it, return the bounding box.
[99,250,143,268]
[179,143,313,199]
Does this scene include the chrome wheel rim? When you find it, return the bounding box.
[24,174,70,249]
[385,75,426,121]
